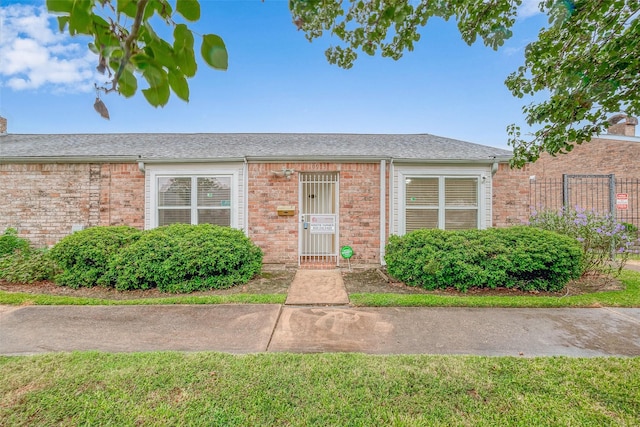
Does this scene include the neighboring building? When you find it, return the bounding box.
[493,115,640,228]
[0,121,510,267]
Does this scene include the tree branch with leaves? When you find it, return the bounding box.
[48,0,640,169]
[46,0,228,118]
[505,0,640,167]
[290,0,640,167]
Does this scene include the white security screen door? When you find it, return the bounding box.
[299,172,339,267]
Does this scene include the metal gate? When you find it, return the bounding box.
[530,174,640,229]
[563,174,615,214]
[299,172,339,267]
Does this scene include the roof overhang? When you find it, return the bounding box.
[1,154,512,164]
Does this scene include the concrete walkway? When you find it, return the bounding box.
[285,269,349,305]
[1,270,639,357]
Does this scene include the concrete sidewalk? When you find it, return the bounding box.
[2,304,639,357]
[2,269,640,357]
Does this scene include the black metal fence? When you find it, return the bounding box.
[530,174,640,228]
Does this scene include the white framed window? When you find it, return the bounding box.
[147,165,242,230]
[157,176,232,227]
[404,176,480,232]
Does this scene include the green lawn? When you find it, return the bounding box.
[0,292,286,306]
[350,269,640,308]
[1,352,638,426]
[2,269,639,308]
[2,272,638,425]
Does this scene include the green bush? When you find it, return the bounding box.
[49,226,141,288]
[0,228,29,258]
[0,229,59,283]
[384,226,583,292]
[529,207,638,275]
[0,248,60,283]
[109,224,263,292]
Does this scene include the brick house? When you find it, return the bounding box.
[0,118,511,267]
[493,114,640,228]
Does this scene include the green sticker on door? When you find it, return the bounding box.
[340,246,354,259]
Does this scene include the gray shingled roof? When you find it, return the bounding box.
[0,133,512,162]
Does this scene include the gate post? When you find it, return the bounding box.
[609,174,616,214]
[609,174,616,260]
[562,174,569,209]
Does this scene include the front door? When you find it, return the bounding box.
[299,172,339,267]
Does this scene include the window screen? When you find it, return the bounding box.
[445,178,478,207]
[406,178,438,206]
[404,176,479,231]
[158,177,191,207]
[405,178,439,232]
[157,176,232,227]
[197,177,231,207]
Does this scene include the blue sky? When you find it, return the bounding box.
[0,0,545,149]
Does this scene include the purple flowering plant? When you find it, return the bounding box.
[529,206,638,276]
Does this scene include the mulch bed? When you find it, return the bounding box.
[1,267,625,300]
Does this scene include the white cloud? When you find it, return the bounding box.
[518,0,543,19]
[0,4,100,93]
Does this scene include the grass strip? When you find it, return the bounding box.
[0,292,286,306]
[350,269,640,307]
[1,352,638,426]
[1,270,638,308]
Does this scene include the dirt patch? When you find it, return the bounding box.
[342,268,624,297]
[0,267,625,300]
[342,268,429,294]
[0,270,297,300]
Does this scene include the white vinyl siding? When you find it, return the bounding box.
[394,165,492,235]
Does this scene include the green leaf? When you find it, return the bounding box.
[91,13,110,29]
[176,0,200,21]
[140,61,170,106]
[168,69,189,102]
[147,38,177,70]
[56,0,92,35]
[88,42,99,54]
[142,63,167,88]
[56,16,69,32]
[153,0,173,18]
[130,53,152,71]
[174,24,197,77]
[117,0,138,18]
[201,34,228,70]
[140,22,160,44]
[46,0,73,13]
[118,68,138,98]
[143,83,171,107]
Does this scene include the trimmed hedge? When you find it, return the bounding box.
[384,226,583,292]
[49,226,142,288]
[107,224,263,292]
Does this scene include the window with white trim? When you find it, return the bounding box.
[405,176,479,232]
[157,176,232,227]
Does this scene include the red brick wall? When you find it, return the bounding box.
[1,160,385,265]
[97,164,145,228]
[0,163,144,247]
[247,162,383,266]
[493,136,640,226]
[338,163,382,265]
